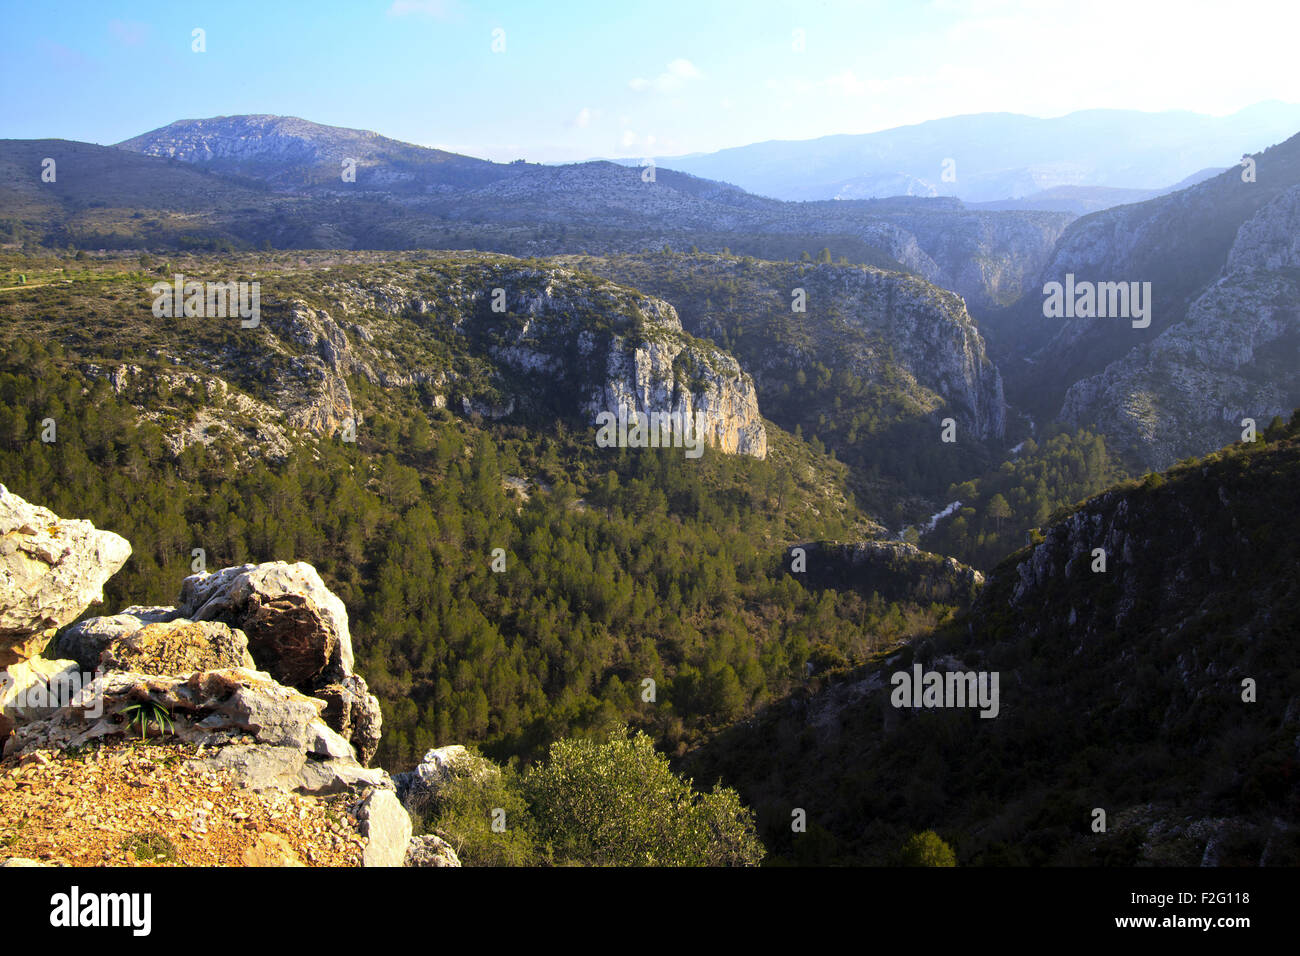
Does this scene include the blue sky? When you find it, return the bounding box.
[4,0,1298,162]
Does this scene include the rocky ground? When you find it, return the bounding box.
[0,743,362,867]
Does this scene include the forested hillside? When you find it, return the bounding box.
[687,413,1300,865]
[0,270,971,769]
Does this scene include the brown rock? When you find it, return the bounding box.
[98,620,255,676]
[314,674,382,766]
[179,563,353,686]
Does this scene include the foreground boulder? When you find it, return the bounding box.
[179,562,354,683]
[355,788,412,867]
[0,485,130,666]
[3,667,387,797]
[98,620,256,675]
[55,606,178,671]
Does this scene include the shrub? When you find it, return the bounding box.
[422,761,537,867]
[524,728,764,866]
[898,830,957,866]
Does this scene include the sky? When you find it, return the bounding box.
[3,0,1299,163]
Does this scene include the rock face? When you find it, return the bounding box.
[579,256,1006,442]
[98,620,255,675]
[68,259,769,465]
[1058,184,1300,470]
[426,267,768,458]
[0,485,131,666]
[587,297,767,458]
[356,789,412,867]
[848,206,1072,311]
[180,562,354,682]
[1007,132,1300,466]
[0,491,422,869]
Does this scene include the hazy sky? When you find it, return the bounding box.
[4,0,1298,162]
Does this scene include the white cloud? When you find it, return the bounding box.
[629,58,702,94]
[571,107,596,128]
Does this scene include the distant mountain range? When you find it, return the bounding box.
[5,110,1300,478]
[2,115,1076,310]
[966,168,1226,215]
[648,103,1300,204]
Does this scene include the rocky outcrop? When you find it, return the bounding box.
[427,268,768,457]
[4,662,390,791]
[52,561,383,764]
[0,485,130,666]
[98,620,255,674]
[0,491,429,868]
[790,540,984,608]
[176,561,380,763]
[579,256,1006,442]
[588,299,767,458]
[847,207,1071,311]
[87,259,769,464]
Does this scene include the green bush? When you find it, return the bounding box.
[524,728,764,866]
[423,760,538,868]
[898,830,957,866]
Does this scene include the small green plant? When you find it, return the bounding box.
[121,699,175,740]
[0,814,29,851]
[120,831,178,864]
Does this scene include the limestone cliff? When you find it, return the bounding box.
[571,254,1006,443]
[1059,184,1300,469]
[84,255,767,462]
